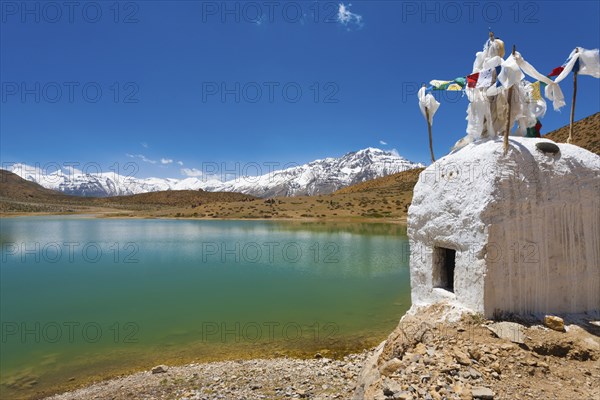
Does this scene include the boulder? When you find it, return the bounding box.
[487,322,526,344]
[544,315,565,332]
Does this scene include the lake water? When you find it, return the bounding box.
[0,217,411,399]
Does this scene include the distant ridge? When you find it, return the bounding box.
[2,114,598,218]
[6,148,423,198]
[0,170,256,213]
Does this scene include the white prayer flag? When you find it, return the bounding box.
[476,68,493,88]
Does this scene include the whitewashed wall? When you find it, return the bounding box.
[408,137,600,318]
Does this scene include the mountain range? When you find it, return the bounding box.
[6,148,424,198]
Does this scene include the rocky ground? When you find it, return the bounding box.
[42,305,600,400]
[44,353,368,400]
[355,305,600,400]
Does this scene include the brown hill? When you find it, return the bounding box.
[0,170,96,213]
[544,112,599,155]
[334,167,424,196]
[0,170,257,214]
[99,190,256,208]
[0,170,70,201]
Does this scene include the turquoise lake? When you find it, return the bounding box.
[0,217,411,399]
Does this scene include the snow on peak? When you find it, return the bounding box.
[5,148,423,198]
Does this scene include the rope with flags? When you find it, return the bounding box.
[417,34,599,159]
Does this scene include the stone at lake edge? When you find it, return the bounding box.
[151,365,168,374]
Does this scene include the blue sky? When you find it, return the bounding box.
[1,1,599,179]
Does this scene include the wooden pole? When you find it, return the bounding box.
[488,31,498,87]
[421,84,435,163]
[425,104,435,163]
[568,48,579,144]
[504,87,512,155]
[504,45,516,155]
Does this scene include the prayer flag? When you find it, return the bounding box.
[531,81,542,101]
[547,66,564,77]
[476,68,493,88]
[467,73,479,88]
[430,78,466,91]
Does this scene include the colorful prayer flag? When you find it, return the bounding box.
[467,73,479,88]
[531,81,542,101]
[526,120,542,137]
[454,77,466,87]
[430,78,466,91]
[467,69,493,89]
[430,80,451,90]
[547,66,564,77]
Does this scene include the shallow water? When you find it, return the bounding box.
[0,217,411,399]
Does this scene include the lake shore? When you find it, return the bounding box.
[40,306,600,400]
[43,353,370,400]
[0,202,409,224]
[0,209,408,224]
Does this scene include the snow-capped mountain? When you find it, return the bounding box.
[7,148,423,198]
[214,148,423,197]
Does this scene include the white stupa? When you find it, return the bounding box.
[408,137,600,318]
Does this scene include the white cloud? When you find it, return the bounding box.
[177,161,184,166]
[379,140,387,145]
[160,158,173,165]
[390,148,401,157]
[126,153,156,164]
[337,3,363,29]
[141,142,148,148]
[181,168,203,177]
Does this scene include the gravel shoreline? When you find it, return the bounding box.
[37,308,600,400]
[44,352,370,400]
